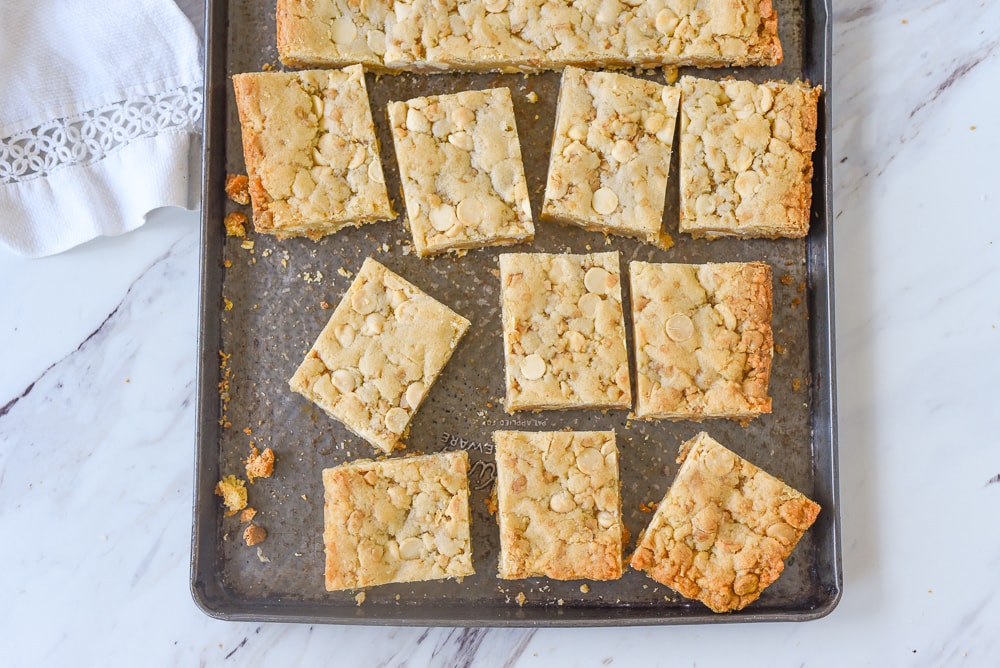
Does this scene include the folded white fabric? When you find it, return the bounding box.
[0,0,203,257]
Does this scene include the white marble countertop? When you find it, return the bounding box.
[3,1,1000,665]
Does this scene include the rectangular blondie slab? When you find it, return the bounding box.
[232,66,392,240]
[322,451,474,590]
[289,258,470,453]
[388,88,534,257]
[630,261,773,421]
[499,251,631,411]
[630,432,820,612]
[678,77,821,239]
[278,0,782,72]
[494,430,624,581]
[542,67,680,247]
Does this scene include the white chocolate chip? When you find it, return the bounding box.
[665,313,694,342]
[331,369,356,393]
[367,159,384,183]
[484,0,508,12]
[451,106,475,129]
[351,288,379,315]
[312,148,328,166]
[406,107,430,133]
[591,187,619,215]
[348,145,366,170]
[549,492,577,514]
[311,95,325,118]
[366,29,386,55]
[362,312,385,335]
[610,140,634,163]
[448,131,474,151]
[584,266,612,294]
[404,381,426,409]
[578,292,603,318]
[429,205,458,232]
[520,354,546,380]
[655,8,679,35]
[456,198,484,225]
[398,536,423,560]
[597,511,615,529]
[334,324,356,347]
[568,124,588,141]
[330,18,357,45]
[576,447,604,475]
[384,407,409,433]
[644,112,666,134]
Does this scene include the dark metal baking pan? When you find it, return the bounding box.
[192,0,840,625]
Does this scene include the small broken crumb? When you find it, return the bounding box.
[792,378,802,391]
[484,490,498,516]
[355,592,367,606]
[580,584,590,594]
[244,524,267,546]
[239,507,257,523]
[320,301,331,309]
[256,547,270,563]
[557,598,564,606]
[243,427,253,435]
[663,66,679,84]
[526,91,538,103]
[224,212,247,238]
[516,592,527,607]
[780,274,794,285]
[337,267,352,278]
[774,343,786,355]
[215,475,247,516]
[791,297,802,308]
[223,259,232,268]
[245,446,275,483]
[241,240,255,251]
[224,174,251,205]
[223,297,233,311]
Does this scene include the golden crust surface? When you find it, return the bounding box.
[630,261,773,421]
[542,67,679,245]
[277,0,783,72]
[289,258,470,453]
[629,432,820,612]
[499,251,631,411]
[322,451,474,590]
[388,88,534,256]
[232,65,393,240]
[494,430,624,581]
[678,76,821,239]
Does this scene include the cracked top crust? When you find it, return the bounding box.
[500,251,631,411]
[289,258,470,453]
[494,430,624,581]
[278,0,782,72]
[630,261,772,420]
[232,66,392,239]
[542,67,680,245]
[388,88,534,256]
[323,450,474,590]
[678,76,821,239]
[630,432,820,612]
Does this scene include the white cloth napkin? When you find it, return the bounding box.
[0,0,203,257]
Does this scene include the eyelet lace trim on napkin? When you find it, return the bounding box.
[0,84,202,185]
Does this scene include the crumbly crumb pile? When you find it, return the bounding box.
[245,447,275,483]
[630,261,773,420]
[543,67,679,245]
[630,432,820,612]
[215,475,248,516]
[388,87,534,256]
[277,0,782,71]
[225,174,251,205]
[500,251,631,411]
[678,76,821,239]
[243,524,268,546]
[322,451,474,590]
[232,65,392,240]
[290,258,470,453]
[494,430,624,581]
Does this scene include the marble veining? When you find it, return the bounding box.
[2,0,1000,665]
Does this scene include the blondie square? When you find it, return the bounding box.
[289,258,470,453]
[232,66,392,240]
[499,251,631,411]
[630,432,820,612]
[494,430,624,581]
[277,0,391,70]
[542,67,680,247]
[388,87,534,256]
[630,261,772,421]
[322,451,474,590]
[678,76,821,239]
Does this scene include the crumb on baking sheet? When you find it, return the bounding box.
[244,524,267,546]
[224,212,247,238]
[774,343,786,355]
[336,267,353,278]
[780,274,794,285]
[320,301,331,310]
[218,350,232,428]
[239,507,257,523]
[580,584,590,594]
[256,547,270,563]
[526,91,538,103]
[225,174,251,205]
[223,297,233,311]
[516,592,527,607]
[215,475,247,516]
[663,66,679,84]
[241,240,255,251]
[792,378,802,392]
[355,592,367,606]
[245,446,275,483]
[484,489,498,516]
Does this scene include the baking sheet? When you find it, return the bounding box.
[192,0,840,625]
